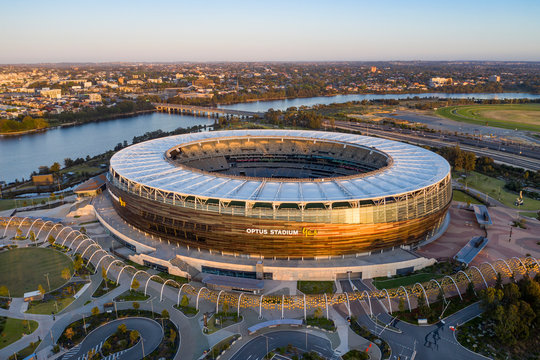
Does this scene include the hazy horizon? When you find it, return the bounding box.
[1,0,539,63]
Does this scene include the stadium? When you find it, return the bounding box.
[107,130,452,261]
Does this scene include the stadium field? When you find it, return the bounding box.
[435,104,540,132]
[0,248,73,297]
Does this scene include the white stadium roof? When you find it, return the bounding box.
[110,130,450,203]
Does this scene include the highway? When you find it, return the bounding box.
[333,121,540,171]
[229,330,337,360]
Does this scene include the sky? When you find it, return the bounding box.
[1,0,539,63]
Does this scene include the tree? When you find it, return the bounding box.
[65,327,75,340]
[79,226,86,234]
[61,268,71,281]
[0,285,9,298]
[131,278,140,292]
[222,302,229,314]
[102,340,111,352]
[29,231,36,242]
[130,330,140,344]
[48,235,55,246]
[161,309,170,319]
[495,273,503,290]
[38,284,46,295]
[180,294,189,307]
[50,162,61,174]
[91,306,99,316]
[466,281,476,299]
[118,323,127,333]
[313,307,323,318]
[73,255,83,273]
[133,301,140,313]
[398,297,406,312]
[169,328,177,344]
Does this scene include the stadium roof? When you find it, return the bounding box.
[110,130,450,203]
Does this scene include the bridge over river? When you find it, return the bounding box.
[153,102,262,119]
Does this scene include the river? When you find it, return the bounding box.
[1,92,539,183]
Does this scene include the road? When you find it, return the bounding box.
[229,330,338,360]
[61,317,163,360]
[333,120,540,171]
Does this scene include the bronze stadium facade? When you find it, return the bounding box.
[107,130,451,259]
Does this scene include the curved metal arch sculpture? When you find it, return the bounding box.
[481,262,498,278]
[259,295,264,319]
[442,275,462,300]
[2,216,16,237]
[177,283,195,306]
[345,292,351,317]
[94,254,115,272]
[129,270,149,290]
[44,223,63,243]
[496,258,513,276]
[15,217,31,232]
[116,265,139,284]
[196,287,209,310]
[237,293,244,316]
[469,266,488,289]
[525,256,539,270]
[159,279,180,301]
[144,275,164,296]
[398,286,412,312]
[87,249,108,269]
[429,279,444,298]
[61,230,80,247]
[80,243,100,260]
[216,290,225,314]
[55,226,74,245]
[380,289,392,313]
[360,290,372,316]
[25,218,43,238]
[512,257,527,272]
[36,220,54,240]
[67,233,86,250]
[413,282,430,307]
[105,260,124,279]
[73,238,96,255]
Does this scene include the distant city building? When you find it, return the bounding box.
[148,78,163,84]
[175,73,184,79]
[489,75,501,82]
[88,93,102,102]
[40,88,62,99]
[429,77,453,87]
[370,66,377,73]
[118,77,125,85]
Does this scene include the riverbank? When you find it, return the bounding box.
[0,109,156,137]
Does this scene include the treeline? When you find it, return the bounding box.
[48,99,155,125]
[480,274,540,348]
[264,108,323,129]
[0,116,48,133]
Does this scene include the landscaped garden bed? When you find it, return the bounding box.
[58,309,179,360]
[113,290,149,302]
[297,281,335,294]
[101,323,140,357]
[26,281,87,315]
[92,279,119,298]
[306,315,336,331]
[204,311,242,334]
[350,317,391,359]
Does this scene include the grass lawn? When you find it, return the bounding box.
[26,296,75,315]
[156,272,188,284]
[0,197,49,211]
[297,281,335,294]
[114,290,149,302]
[435,104,540,132]
[520,212,539,220]
[205,312,242,334]
[0,317,39,349]
[174,305,199,317]
[372,273,443,290]
[452,190,482,204]
[457,171,540,211]
[0,248,73,297]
